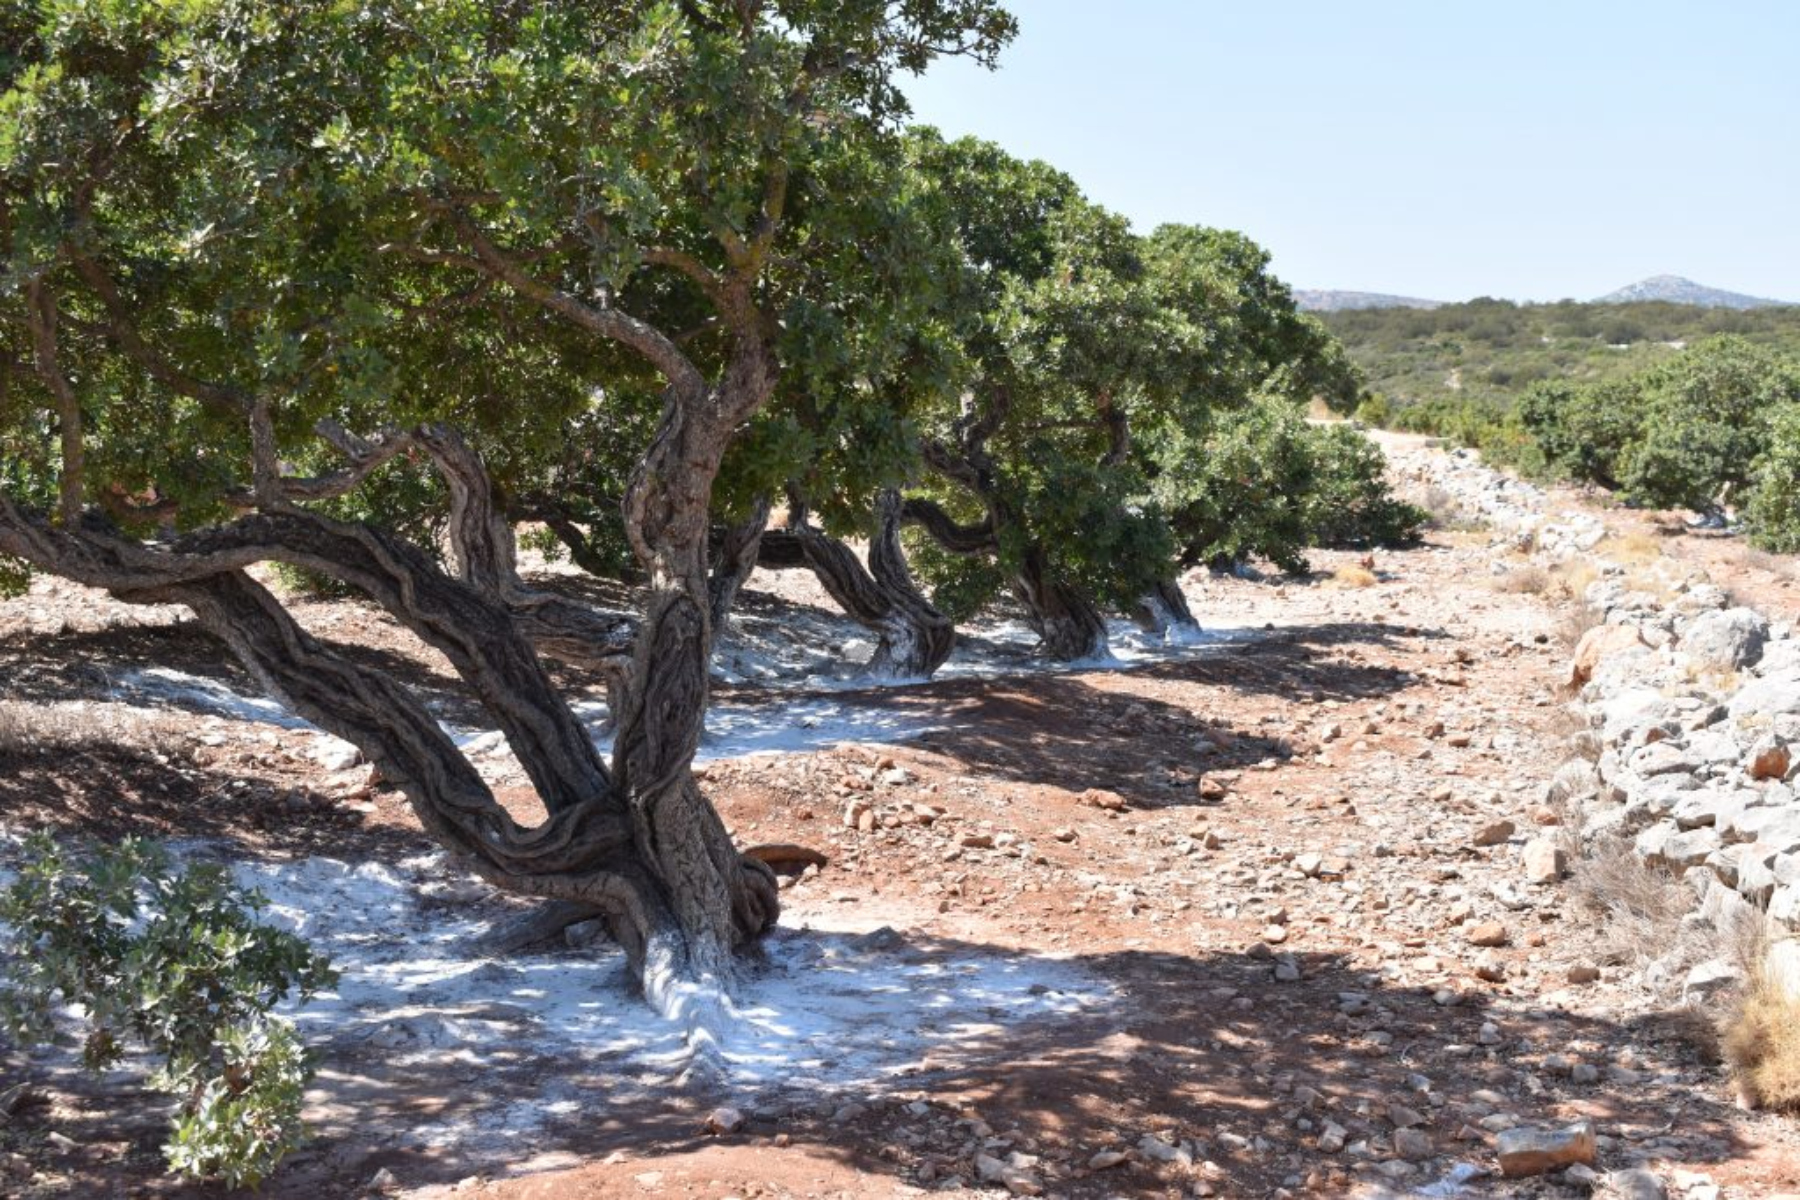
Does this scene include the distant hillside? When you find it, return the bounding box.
[1294,289,1442,313]
[1318,296,1800,422]
[1595,275,1790,309]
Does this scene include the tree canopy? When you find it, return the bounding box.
[0,0,1016,1050]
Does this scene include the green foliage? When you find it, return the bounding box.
[1302,423,1429,549]
[163,1017,313,1187]
[1156,394,1319,573]
[898,134,1376,620]
[1516,378,1637,487]
[1,0,1014,584]
[902,525,1009,622]
[900,131,1194,613]
[1508,337,1800,512]
[0,834,337,1187]
[1003,454,1173,608]
[1322,297,1800,426]
[1153,397,1422,574]
[1747,403,1800,552]
[0,553,29,598]
[1354,393,1392,426]
[1614,337,1799,511]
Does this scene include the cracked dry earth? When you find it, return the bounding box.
[4,451,1800,1198]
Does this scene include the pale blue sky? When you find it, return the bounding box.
[905,2,1799,303]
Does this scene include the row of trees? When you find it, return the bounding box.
[0,1,1413,1034]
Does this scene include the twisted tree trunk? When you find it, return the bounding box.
[706,494,771,639]
[609,354,782,1008]
[901,494,1107,662]
[759,490,954,679]
[421,426,637,693]
[1133,576,1201,640]
[1012,545,1109,662]
[0,403,779,1068]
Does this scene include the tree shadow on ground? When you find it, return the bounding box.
[743,620,1437,810]
[0,740,434,861]
[8,928,1745,1198]
[1,616,478,714]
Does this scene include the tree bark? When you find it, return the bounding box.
[609,354,782,1009]
[0,458,776,1060]
[1132,576,1201,640]
[706,493,771,639]
[1012,546,1109,662]
[898,497,998,556]
[760,489,955,680]
[24,281,83,524]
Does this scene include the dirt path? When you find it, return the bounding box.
[2,440,1798,1198]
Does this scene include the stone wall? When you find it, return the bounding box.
[1390,441,1800,995]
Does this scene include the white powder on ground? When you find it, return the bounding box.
[111,606,1263,770]
[234,851,1111,1097]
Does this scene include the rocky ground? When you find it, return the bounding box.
[1,433,1799,1198]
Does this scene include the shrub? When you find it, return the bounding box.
[1517,378,1637,487]
[0,553,29,599]
[1618,338,1799,512]
[1353,393,1392,427]
[1724,964,1800,1111]
[1163,395,1318,573]
[1746,403,1800,553]
[0,835,337,1187]
[1302,423,1428,550]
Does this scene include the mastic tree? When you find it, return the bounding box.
[718,152,966,679]
[898,132,1199,660]
[1746,402,1800,552]
[1515,377,1640,490]
[1134,224,1378,574]
[1615,336,1800,513]
[1517,338,1800,514]
[0,0,1013,1060]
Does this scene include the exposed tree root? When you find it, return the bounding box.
[1134,577,1201,638]
[742,843,829,873]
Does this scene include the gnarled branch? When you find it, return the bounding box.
[900,496,997,555]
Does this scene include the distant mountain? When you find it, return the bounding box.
[1594,275,1790,309]
[1294,289,1443,313]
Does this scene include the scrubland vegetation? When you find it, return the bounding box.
[1331,300,1800,547]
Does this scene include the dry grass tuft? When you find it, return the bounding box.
[1549,557,1600,601]
[1597,531,1664,567]
[1564,836,1694,969]
[1414,485,1489,533]
[1725,966,1800,1111]
[1419,486,1458,527]
[1740,546,1794,578]
[0,699,187,758]
[1678,653,1741,692]
[1542,703,1597,755]
[1324,564,1378,590]
[1493,566,1550,595]
[1621,564,1678,601]
[1552,603,1605,652]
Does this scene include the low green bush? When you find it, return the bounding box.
[1303,423,1429,550]
[1163,398,1424,573]
[0,835,337,1187]
[1746,403,1800,553]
